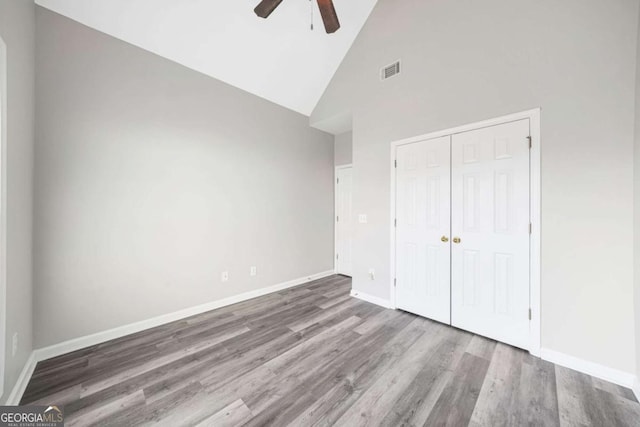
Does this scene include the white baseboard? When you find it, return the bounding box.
[540,348,635,389]
[5,352,37,405]
[632,377,640,402]
[350,290,393,309]
[34,270,335,363]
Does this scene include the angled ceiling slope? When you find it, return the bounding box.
[35,0,378,116]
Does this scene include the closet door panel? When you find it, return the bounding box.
[395,136,451,324]
[451,119,530,349]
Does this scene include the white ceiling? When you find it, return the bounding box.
[35,0,378,116]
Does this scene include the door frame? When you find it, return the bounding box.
[389,108,541,356]
[0,36,7,397]
[335,164,353,275]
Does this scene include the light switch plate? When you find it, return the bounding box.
[358,214,368,224]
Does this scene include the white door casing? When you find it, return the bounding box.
[450,119,531,350]
[336,166,353,276]
[0,36,7,398]
[395,136,451,324]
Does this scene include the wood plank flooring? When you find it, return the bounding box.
[21,275,640,426]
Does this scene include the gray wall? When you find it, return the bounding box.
[0,0,35,403]
[334,131,353,166]
[34,8,334,347]
[312,0,638,374]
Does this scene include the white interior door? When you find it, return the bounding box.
[0,39,6,398]
[451,119,530,350]
[336,167,353,276]
[395,136,451,324]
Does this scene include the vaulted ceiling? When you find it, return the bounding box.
[35,0,378,116]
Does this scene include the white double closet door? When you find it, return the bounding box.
[395,119,531,350]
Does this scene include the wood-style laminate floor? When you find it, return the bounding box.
[21,275,640,426]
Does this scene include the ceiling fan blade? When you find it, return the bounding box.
[254,0,284,18]
[316,0,340,33]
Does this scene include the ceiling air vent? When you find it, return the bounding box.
[381,60,401,81]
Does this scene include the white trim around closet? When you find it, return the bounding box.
[388,108,542,357]
[0,36,7,400]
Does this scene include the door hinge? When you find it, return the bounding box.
[394,278,397,287]
[528,308,532,320]
[527,136,532,149]
[337,216,339,222]
[337,177,339,184]
[394,159,397,168]
[394,218,397,227]
[336,253,339,260]
[529,223,532,234]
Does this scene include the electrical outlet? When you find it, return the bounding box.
[368,268,375,280]
[12,332,18,357]
[250,266,257,276]
[358,214,368,224]
[221,271,229,282]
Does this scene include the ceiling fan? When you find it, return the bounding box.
[254,0,341,34]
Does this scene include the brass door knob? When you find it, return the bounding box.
[453,237,461,244]
[441,236,449,243]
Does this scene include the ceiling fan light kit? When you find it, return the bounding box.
[254,0,341,34]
